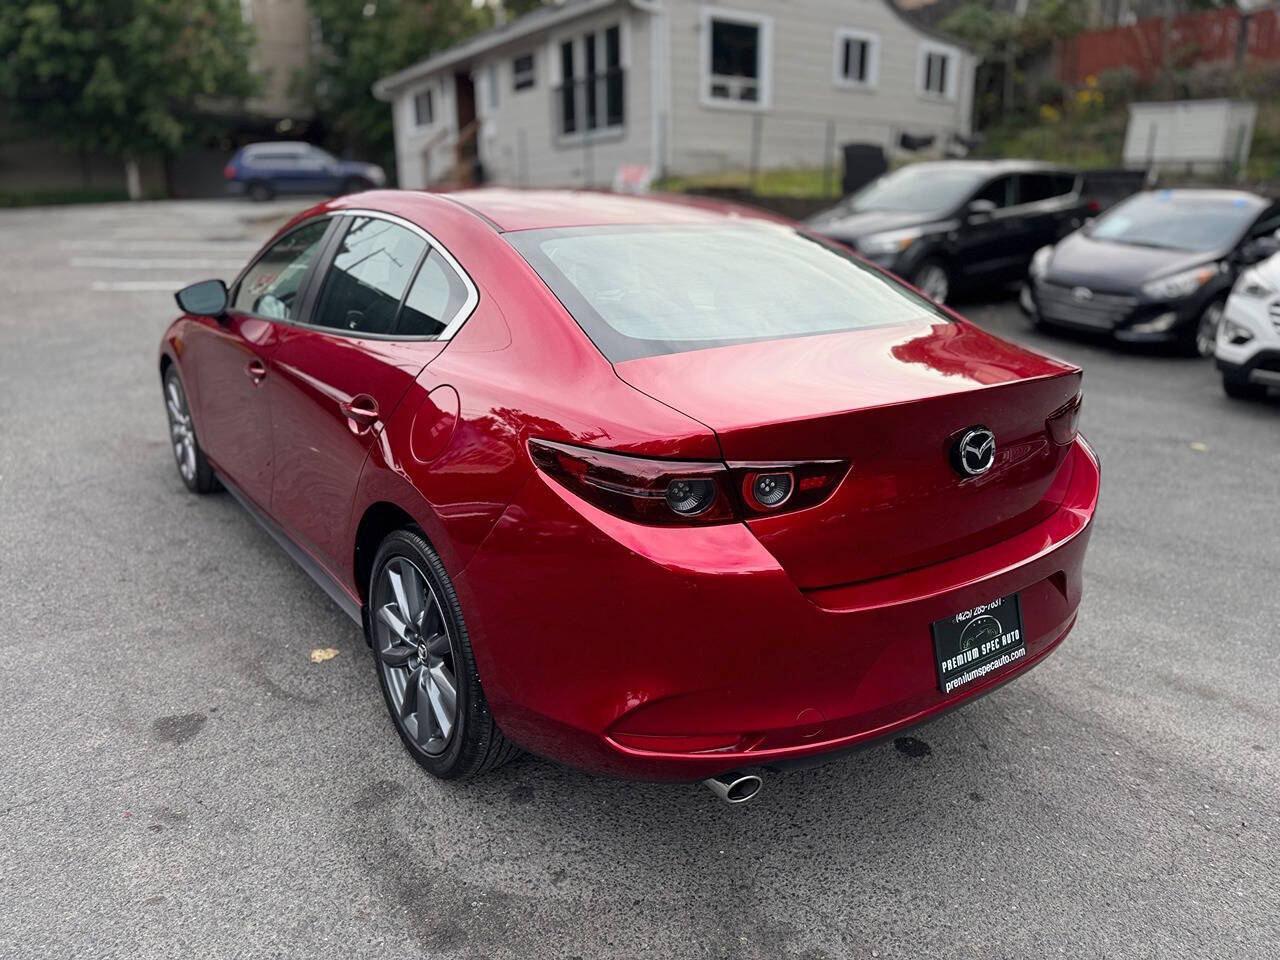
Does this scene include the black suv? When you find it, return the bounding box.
[807,160,1091,304]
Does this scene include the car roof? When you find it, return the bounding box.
[242,141,313,153]
[896,159,1076,175]
[1133,187,1267,206]
[437,188,779,232]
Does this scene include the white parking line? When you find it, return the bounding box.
[90,280,190,292]
[71,256,245,270]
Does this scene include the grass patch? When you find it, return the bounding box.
[0,187,135,208]
[655,167,841,199]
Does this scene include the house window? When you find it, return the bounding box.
[702,9,772,108]
[413,88,434,126]
[513,53,535,91]
[557,24,623,137]
[835,28,878,89]
[918,43,957,99]
[488,63,498,108]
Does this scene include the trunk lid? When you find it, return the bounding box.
[614,320,1081,589]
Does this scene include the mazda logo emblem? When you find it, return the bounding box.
[1071,286,1093,302]
[952,426,996,477]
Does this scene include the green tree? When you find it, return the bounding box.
[302,0,495,178]
[940,0,1084,123]
[0,0,257,199]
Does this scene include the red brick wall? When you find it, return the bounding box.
[1056,8,1280,87]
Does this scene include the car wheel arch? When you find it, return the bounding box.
[352,501,420,608]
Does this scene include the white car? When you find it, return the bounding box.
[1216,253,1280,400]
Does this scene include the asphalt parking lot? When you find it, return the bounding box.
[2,198,1278,960]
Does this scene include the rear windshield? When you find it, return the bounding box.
[1088,192,1260,252]
[507,224,950,361]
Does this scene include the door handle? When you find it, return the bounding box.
[340,394,380,433]
[245,359,267,385]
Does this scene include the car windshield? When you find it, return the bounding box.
[841,165,988,215]
[1088,192,1259,252]
[507,224,951,361]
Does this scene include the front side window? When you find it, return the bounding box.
[509,224,950,362]
[233,219,330,320]
[1018,173,1075,204]
[398,252,470,337]
[835,29,878,88]
[513,53,535,91]
[310,218,426,335]
[973,176,1017,209]
[706,13,769,105]
[558,25,623,136]
[414,89,434,126]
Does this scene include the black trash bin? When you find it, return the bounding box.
[841,143,888,197]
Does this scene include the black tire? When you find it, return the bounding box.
[246,179,274,202]
[341,177,372,196]
[162,366,218,494]
[1186,297,1226,358]
[911,259,951,305]
[368,527,518,779]
[1222,375,1266,401]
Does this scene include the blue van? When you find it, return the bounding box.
[224,142,386,201]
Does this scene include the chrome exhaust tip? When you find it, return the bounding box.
[702,772,763,804]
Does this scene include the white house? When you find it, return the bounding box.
[373,0,978,190]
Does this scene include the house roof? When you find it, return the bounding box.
[373,0,973,101]
[373,0,648,101]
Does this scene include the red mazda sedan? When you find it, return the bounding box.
[159,189,1099,801]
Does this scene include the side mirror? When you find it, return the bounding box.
[967,199,997,221]
[1241,236,1280,265]
[175,279,228,317]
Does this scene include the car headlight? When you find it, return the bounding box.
[1141,264,1219,300]
[1029,245,1054,278]
[1220,317,1255,345]
[859,228,922,258]
[1233,267,1274,299]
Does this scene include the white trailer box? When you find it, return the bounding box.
[1123,100,1256,177]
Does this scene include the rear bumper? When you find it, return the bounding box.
[456,438,1100,781]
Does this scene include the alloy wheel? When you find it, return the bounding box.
[373,556,459,756]
[1196,302,1223,358]
[165,375,197,484]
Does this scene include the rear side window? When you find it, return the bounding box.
[233,219,330,320]
[310,217,426,335]
[508,223,951,361]
[398,252,470,337]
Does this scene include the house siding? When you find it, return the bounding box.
[383,0,975,189]
[666,0,975,175]
[391,2,653,190]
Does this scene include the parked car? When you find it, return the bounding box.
[806,160,1093,304]
[1023,189,1280,356]
[159,189,1100,801]
[224,141,386,201]
[1215,251,1280,400]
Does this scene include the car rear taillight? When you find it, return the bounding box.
[529,439,848,526]
[737,462,848,516]
[1046,394,1082,445]
[223,164,236,179]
